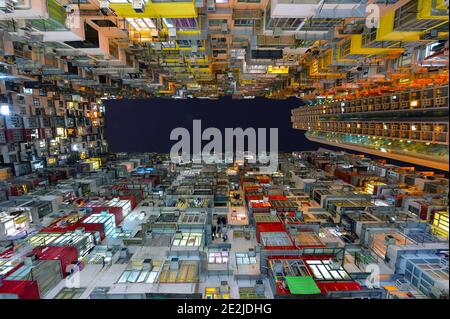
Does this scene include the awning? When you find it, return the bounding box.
[285,276,321,295]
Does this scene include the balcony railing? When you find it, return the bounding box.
[30,0,67,32]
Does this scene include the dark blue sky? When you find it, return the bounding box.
[105,96,311,153]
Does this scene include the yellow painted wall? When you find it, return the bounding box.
[110,2,197,18]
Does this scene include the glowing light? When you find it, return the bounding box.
[0,104,10,116]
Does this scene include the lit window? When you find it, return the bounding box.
[236,252,257,265]
[208,249,229,264]
[305,259,351,281]
[172,232,202,247]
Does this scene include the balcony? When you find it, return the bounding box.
[304,130,449,170]
[270,0,366,19]
[393,0,448,32]
[374,0,448,43]
[338,35,404,60]
[29,0,83,42]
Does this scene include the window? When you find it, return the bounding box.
[340,39,351,58]
[172,232,202,247]
[266,16,303,31]
[407,205,421,217]
[208,19,227,27]
[23,88,33,95]
[126,17,157,30]
[208,249,229,264]
[305,259,351,281]
[234,19,254,27]
[17,95,25,104]
[56,127,66,137]
[176,40,203,49]
[236,252,257,265]
[54,288,86,299]
[0,260,15,276]
[33,98,40,106]
[117,262,159,284]
[161,41,176,49]
[260,232,292,247]
[163,18,198,31]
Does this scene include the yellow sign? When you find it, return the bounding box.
[268,66,289,74]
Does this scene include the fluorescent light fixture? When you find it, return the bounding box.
[0,104,10,116]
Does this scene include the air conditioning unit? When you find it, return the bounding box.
[221,23,228,34]
[143,258,153,270]
[17,21,32,39]
[99,0,109,10]
[288,225,298,235]
[255,279,265,294]
[24,256,36,266]
[273,27,282,38]
[168,27,177,39]
[153,42,162,51]
[220,281,229,293]
[170,257,180,270]
[273,260,283,274]
[132,0,145,13]
[75,228,86,235]
[384,234,396,245]
[119,247,128,259]
[207,0,216,12]
[286,54,296,62]
[195,0,204,7]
